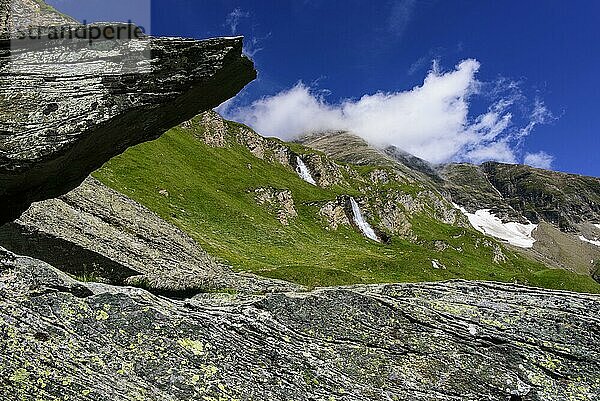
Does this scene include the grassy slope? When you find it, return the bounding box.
[93,120,600,293]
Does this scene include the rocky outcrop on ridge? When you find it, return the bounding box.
[0,1,256,224]
[1,0,76,33]
[0,177,300,295]
[481,162,600,230]
[439,163,526,222]
[1,248,599,400]
[440,162,600,230]
[254,187,298,226]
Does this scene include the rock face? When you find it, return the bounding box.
[1,0,76,34]
[440,162,600,230]
[254,187,298,226]
[0,177,300,294]
[439,163,526,222]
[1,248,599,400]
[0,1,256,224]
[319,198,352,230]
[481,162,600,230]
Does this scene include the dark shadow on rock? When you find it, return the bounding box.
[0,222,140,284]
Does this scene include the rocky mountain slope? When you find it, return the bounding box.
[301,131,600,280]
[0,177,300,295]
[85,111,599,292]
[440,162,600,230]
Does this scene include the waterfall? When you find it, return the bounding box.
[350,198,379,242]
[296,157,316,185]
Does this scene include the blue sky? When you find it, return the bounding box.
[50,0,599,176]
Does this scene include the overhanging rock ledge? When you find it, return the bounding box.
[0,0,256,224]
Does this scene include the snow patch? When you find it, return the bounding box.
[454,204,537,248]
[350,198,379,242]
[295,156,316,185]
[431,260,445,269]
[579,235,600,247]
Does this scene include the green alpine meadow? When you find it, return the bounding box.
[94,112,600,292]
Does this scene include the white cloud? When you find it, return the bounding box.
[524,151,554,169]
[224,59,555,166]
[225,84,344,137]
[225,8,249,35]
[518,98,555,138]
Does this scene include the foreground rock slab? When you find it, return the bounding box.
[1,248,598,400]
[0,0,256,224]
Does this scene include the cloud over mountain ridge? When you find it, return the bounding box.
[223,59,555,168]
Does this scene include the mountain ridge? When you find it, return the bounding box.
[83,111,600,292]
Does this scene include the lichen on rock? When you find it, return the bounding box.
[1,248,599,400]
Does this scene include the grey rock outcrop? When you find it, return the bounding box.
[1,248,599,400]
[481,162,600,230]
[440,162,600,230]
[319,199,352,230]
[0,1,256,224]
[439,162,526,222]
[254,187,298,226]
[0,177,300,294]
[236,125,294,167]
[297,152,345,187]
[1,0,76,34]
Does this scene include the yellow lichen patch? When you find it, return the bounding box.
[430,301,479,317]
[10,367,30,383]
[117,362,134,375]
[201,364,218,378]
[95,310,109,321]
[36,377,47,389]
[178,338,204,356]
[480,318,508,330]
[540,355,561,370]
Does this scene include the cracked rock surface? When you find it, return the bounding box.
[1,247,598,401]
